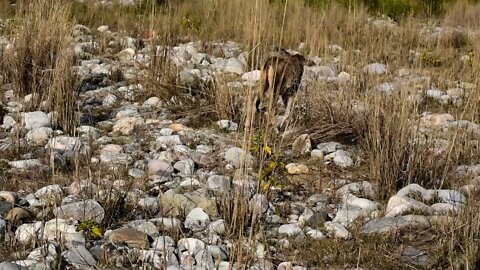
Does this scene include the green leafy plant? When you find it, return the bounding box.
[420,51,443,67]
[251,131,288,191]
[76,220,103,240]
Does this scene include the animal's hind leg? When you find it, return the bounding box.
[279,93,296,130]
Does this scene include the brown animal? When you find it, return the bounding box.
[255,48,308,129]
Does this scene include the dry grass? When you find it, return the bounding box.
[1,0,79,133]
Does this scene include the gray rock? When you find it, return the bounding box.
[336,181,375,198]
[27,243,58,262]
[362,215,431,234]
[377,82,397,94]
[35,184,63,204]
[216,120,238,132]
[208,219,226,235]
[316,142,344,155]
[224,147,254,168]
[128,168,146,178]
[206,175,231,194]
[77,126,99,140]
[332,206,370,227]
[0,262,28,270]
[303,66,335,81]
[63,244,97,268]
[185,207,210,231]
[195,249,215,269]
[174,158,195,176]
[250,194,269,217]
[401,246,430,267]
[99,152,132,165]
[46,136,83,152]
[148,160,174,177]
[8,159,43,170]
[54,199,105,223]
[224,58,245,75]
[128,220,159,238]
[150,217,182,231]
[152,235,175,251]
[156,135,183,148]
[299,207,327,227]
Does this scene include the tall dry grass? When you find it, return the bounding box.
[1,0,79,133]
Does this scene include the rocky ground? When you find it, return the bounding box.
[0,18,479,270]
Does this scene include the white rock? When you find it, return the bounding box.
[325,221,351,239]
[208,219,226,235]
[306,229,325,239]
[241,70,261,82]
[22,111,50,130]
[336,181,375,197]
[310,149,324,159]
[278,223,302,237]
[25,127,53,145]
[46,136,83,152]
[15,222,44,244]
[363,63,387,75]
[143,97,162,107]
[344,194,378,212]
[43,219,85,244]
[223,58,245,75]
[138,197,159,213]
[216,120,238,131]
[35,184,63,203]
[117,48,136,62]
[156,135,183,148]
[324,150,353,168]
[179,178,201,187]
[337,71,351,83]
[385,195,433,217]
[99,152,132,165]
[113,117,144,135]
[177,238,205,256]
[303,66,335,81]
